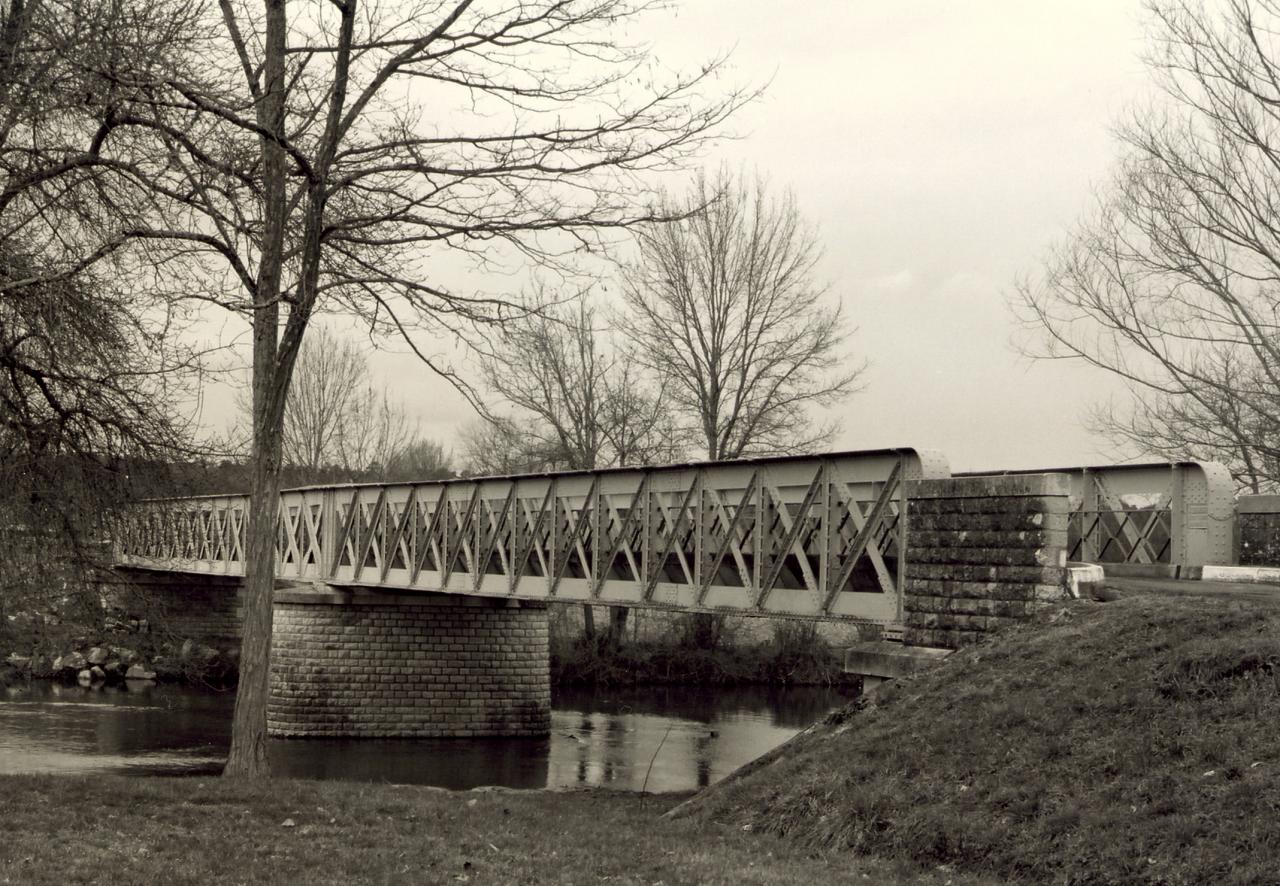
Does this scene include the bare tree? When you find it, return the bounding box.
[618,168,863,462]
[277,326,365,471]
[1016,0,1280,491]
[0,0,201,627]
[0,260,191,629]
[0,0,196,297]
[599,359,684,467]
[383,438,453,482]
[93,1,749,775]
[617,168,861,649]
[335,385,415,476]
[458,417,557,476]
[476,292,677,645]
[0,0,199,453]
[477,293,677,471]
[237,325,417,480]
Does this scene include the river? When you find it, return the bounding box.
[0,682,854,792]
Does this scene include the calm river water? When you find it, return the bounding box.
[0,682,853,792]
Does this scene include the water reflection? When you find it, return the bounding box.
[0,682,854,792]
[549,686,849,792]
[0,682,230,776]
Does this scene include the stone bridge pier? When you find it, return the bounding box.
[268,589,549,738]
[111,573,551,738]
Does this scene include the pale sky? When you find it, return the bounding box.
[199,1,1156,474]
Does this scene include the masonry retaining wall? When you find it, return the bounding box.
[267,590,551,738]
[904,473,1072,649]
[107,568,245,644]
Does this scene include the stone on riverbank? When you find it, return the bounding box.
[54,651,87,673]
[86,647,109,666]
[111,646,138,665]
[125,665,156,681]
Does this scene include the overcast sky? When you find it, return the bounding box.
[650,0,1154,474]
[201,0,1158,474]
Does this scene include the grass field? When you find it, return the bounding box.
[0,775,991,885]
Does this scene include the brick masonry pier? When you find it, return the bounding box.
[267,589,551,738]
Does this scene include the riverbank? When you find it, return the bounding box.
[1,632,237,689]
[672,590,1280,885]
[3,602,860,691]
[0,774,987,885]
[2,592,238,690]
[550,634,852,686]
[550,608,859,686]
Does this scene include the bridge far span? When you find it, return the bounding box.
[116,447,951,625]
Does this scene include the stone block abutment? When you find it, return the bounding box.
[904,472,1072,649]
[846,472,1073,688]
[107,567,246,646]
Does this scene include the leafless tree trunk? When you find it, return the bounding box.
[225,0,290,779]
[94,0,751,777]
[618,167,864,462]
[1015,0,1280,492]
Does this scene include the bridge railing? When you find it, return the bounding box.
[961,461,1235,572]
[115,448,951,624]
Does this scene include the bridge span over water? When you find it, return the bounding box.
[111,448,1237,739]
[118,448,951,625]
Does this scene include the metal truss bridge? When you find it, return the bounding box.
[116,449,949,624]
[115,448,1236,624]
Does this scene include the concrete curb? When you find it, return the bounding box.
[1071,562,1280,587]
[1199,565,1280,585]
[843,640,953,693]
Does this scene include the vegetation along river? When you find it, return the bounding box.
[0,683,853,792]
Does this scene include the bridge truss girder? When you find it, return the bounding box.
[116,448,950,624]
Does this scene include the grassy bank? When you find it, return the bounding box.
[672,592,1280,885]
[0,775,988,886]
